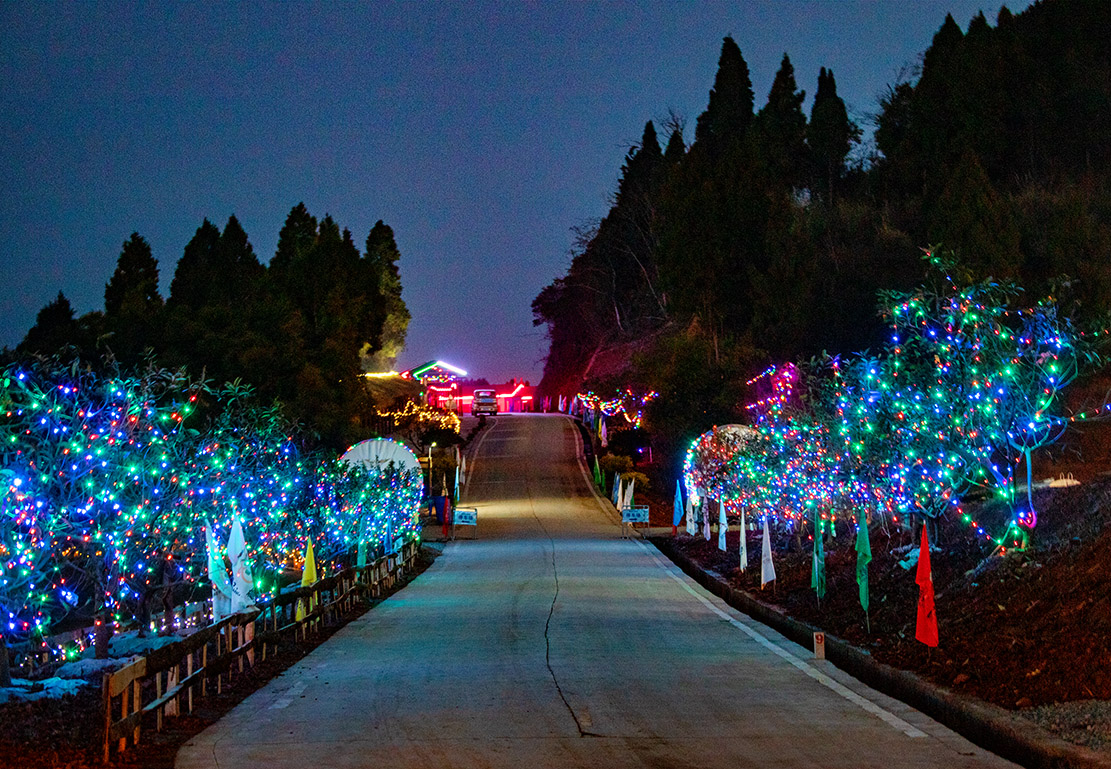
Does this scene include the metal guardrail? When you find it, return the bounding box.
[102,540,419,763]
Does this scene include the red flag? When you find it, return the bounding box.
[915,523,939,647]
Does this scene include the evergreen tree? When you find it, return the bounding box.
[808,68,859,202]
[693,37,755,156]
[927,151,1021,279]
[103,232,163,362]
[104,233,162,318]
[754,53,807,189]
[167,219,221,311]
[364,220,410,372]
[214,214,264,302]
[269,203,318,280]
[164,216,269,386]
[19,292,79,354]
[664,126,685,165]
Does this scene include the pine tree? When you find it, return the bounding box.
[927,150,1021,279]
[270,203,318,278]
[103,232,163,362]
[755,53,807,189]
[808,68,859,202]
[693,36,755,156]
[104,233,162,318]
[19,292,79,354]
[364,220,411,372]
[664,126,685,165]
[168,219,221,310]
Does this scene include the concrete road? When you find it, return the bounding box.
[177,414,1015,769]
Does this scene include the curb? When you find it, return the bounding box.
[651,537,1111,769]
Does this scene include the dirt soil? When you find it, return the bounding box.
[0,546,440,769]
[643,477,1111,753]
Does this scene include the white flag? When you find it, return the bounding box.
[702,499,711,541]
[717,500,727,551]
[626,478,635,508]
[685,494,696,536]
[761,517,776,587]
[739,509,748,571]
[600,417,608,448]
[227,516,255,613]
[206,521,233,621]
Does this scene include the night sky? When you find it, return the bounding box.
[1,1,1027,384]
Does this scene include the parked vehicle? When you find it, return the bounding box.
[472,389,497,416]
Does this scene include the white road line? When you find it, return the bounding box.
[269,680,307,710]
[459,417,498,505]
[567,414,924,738]
[639,541,928,739]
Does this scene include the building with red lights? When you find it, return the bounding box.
[401,361,535,414]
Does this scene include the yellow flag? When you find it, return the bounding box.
[295,538,318,621]
[301,539,317,586]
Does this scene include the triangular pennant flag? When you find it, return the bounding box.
[717,499,727,551]
[612,472,622,507]
[811,519,826,604]
[915,523,938,647]
[739,509,748,571]
[856,517,872,617]
[761,517,776,587]
[593,455,603,490]
[295,538,318,622]
[626,478,635,508]
[600,417,609,448]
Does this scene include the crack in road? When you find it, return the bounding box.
[528,430,601,739]
[542,538,603,738]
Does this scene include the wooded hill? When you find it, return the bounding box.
[532,0,1111,453]
[16,204,410,450]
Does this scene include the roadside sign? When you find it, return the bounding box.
[621,505,649,538]
[813,632,826,660]
[453,507,478,540]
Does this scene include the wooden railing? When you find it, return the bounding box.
[102,540,419,763]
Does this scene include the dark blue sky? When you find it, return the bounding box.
[1,1,1027,383]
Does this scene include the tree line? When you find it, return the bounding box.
[16,204,410,450]
[532,0,1111,454]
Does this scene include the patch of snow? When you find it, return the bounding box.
[0,677,91,704]
[56,656,138,679]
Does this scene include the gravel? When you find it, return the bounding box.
[1022,700,1111,753]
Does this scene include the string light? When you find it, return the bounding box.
[1,358,423,662]
[578,389,658,428]
[682,252,1090,548]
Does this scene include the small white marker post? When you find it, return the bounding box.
[813,632,826,660]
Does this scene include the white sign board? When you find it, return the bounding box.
[621,506,649,523]
[621,505,649,539]
[452,507,478,540]
[454,508,478,526]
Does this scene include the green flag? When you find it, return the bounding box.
[855,518,872,615]
[593,455,603,490]
[811,519,826,603]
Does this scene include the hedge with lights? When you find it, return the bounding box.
[683,252,1094,549]
[1,356,423,659]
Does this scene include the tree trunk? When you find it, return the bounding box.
[0,637,11,687]
[95,615,111,659]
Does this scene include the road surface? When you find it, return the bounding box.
[177,414,1015,769]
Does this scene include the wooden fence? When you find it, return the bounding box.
[102,540,419,763]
